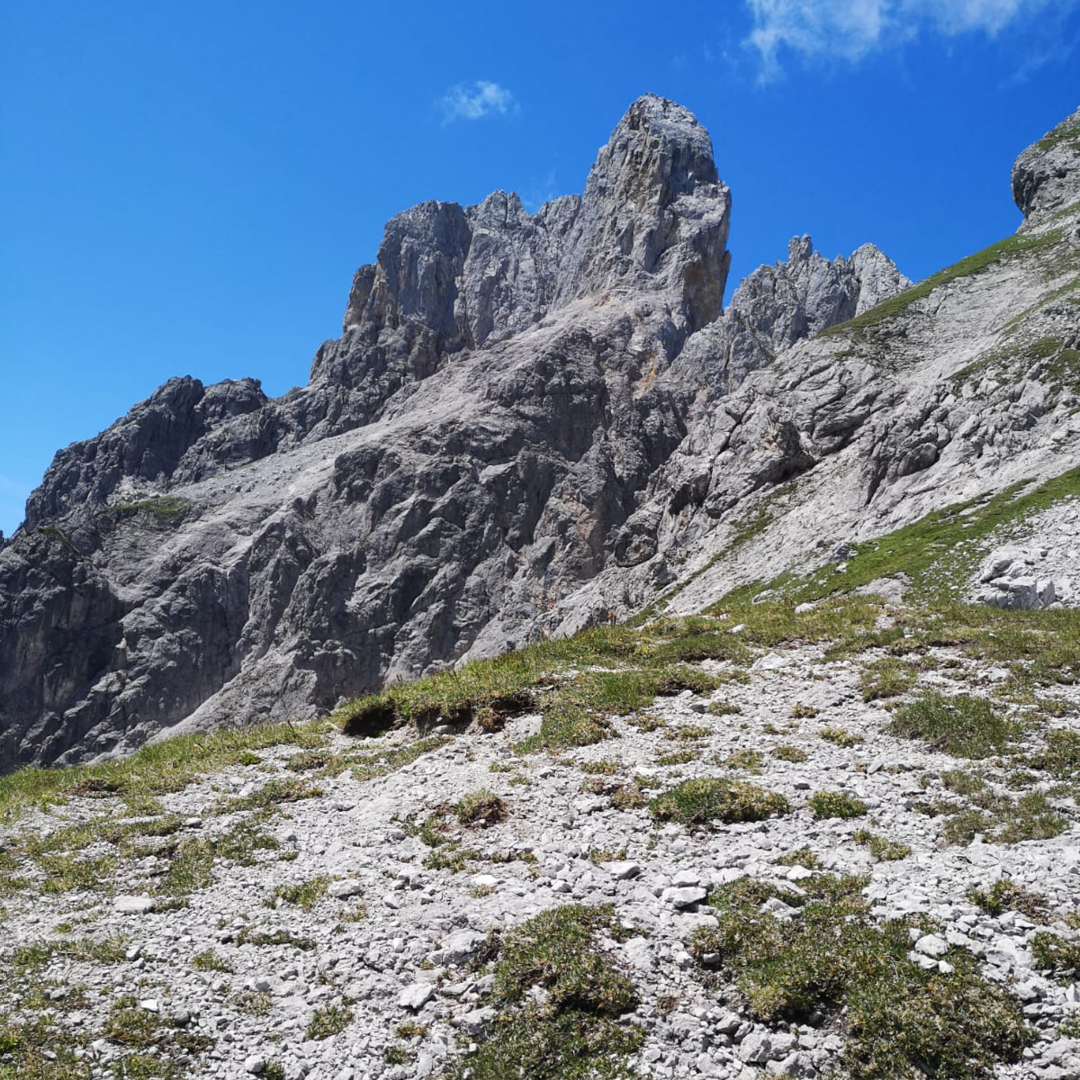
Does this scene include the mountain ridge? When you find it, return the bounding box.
[0,98,1077,772]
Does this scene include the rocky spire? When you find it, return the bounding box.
[554,94,732,328]
[327,95,732,384]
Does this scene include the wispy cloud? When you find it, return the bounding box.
[744,0,1080,76]
[439,81,518,124]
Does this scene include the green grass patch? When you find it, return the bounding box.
[889,693,1019,758]
[690,876,1032,1079]
[0,721,331,824]
[859,657,918,701]
[721,749,764,772]
[191,949,234,973]
[445,904,641,1080]
[809,790,868,820]
[1030,729,1080,778]
[268,875,330,911]
[649,777,789,827]
[853,829,911,861]
[1031,931,1080,979]
[215,777,322,813]
[822,229,1061,340]
[941,790,1068,846]
[773,744,808,763]
[967,878,1047,919]
[455,790,508,827]
[820,727,864,749]
[306,1003,353,1040]
[102,496,193,524]
[716,465,1080,609]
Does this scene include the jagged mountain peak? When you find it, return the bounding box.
[7,100,1077,774]
[333,95,730,383]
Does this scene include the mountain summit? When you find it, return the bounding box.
[2,98,1078,772]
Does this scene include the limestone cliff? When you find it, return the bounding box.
[4,97,1077,771]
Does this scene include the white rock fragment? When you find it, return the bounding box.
[399,984,435,1011]
[601,860,642,879]
[114,895,155,915]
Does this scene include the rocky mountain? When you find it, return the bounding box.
[1,98,1078,772]
[3,100,1080,1080]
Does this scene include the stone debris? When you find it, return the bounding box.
[2,634,1078,1078]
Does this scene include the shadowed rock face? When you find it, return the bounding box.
[1013,107,1080,223]
[0,95,915,769]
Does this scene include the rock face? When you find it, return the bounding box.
[2,96,1078,771]
[1013,107,1080,223]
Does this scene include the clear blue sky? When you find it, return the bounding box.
[2,0,1078,536]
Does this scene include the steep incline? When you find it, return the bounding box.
[0,94,983,769]
[558,108,1080,628]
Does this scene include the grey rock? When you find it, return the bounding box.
[398,984,434,1011]
[328,880,363,900]
[2,99,1077,774]
[1013,108,1080,222]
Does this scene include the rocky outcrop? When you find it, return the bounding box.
[1013,107,1080,223]
[4,97,1078,771]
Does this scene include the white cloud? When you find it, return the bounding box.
[745,0,1079,74]
[439,81,517,124]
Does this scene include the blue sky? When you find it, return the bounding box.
[1,0,1078,536]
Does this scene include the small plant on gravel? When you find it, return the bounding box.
[269,875,330,910]
[235,928,316,951]
[666,724,710,741]
[395,1021,428,1038]
[889,692,1019,758]
[941,768,987,796]
[853,829,911,861]
[216,776,323,813]
[609,782,649,810]
[649,777,789,826]
[775,846,821,869]
[941,790,1068,846]
[191,948,234,973]
[1031,931,1080,978]
[791,702,820,719]
[655,749,698,767]
[578,759,622,775]
[808,790,868,820]
[384,1045,414,1064]
[707,700,741,716]
[688,876,1032,1079]
[1030,729,1080,778]
[445,904,641,1080]
[859,657,918,701]
[455,790,508,827]
[721,749,764,772]
[231,990,272,1016]
[967,878,1047,919]
[306,1003,354,1040]
[773,744,808,762]
[820,727,864,748]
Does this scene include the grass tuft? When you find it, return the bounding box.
[690,877,1032,1079]
[809,790,868,820]
[649,777,789,826]
[889,693,1019,759]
